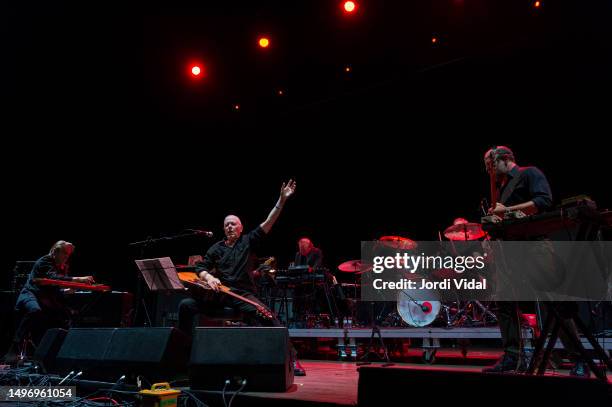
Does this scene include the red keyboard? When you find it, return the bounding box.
[32,278,111,292]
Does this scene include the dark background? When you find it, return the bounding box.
[2,0,610,292]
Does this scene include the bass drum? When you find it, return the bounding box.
[397,289,441,327]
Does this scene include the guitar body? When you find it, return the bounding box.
[177,272,274,320]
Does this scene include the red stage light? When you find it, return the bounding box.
[233,104,240,111]
[534,1,541,8]
[258,37,270,48]
[431,36,438,44]
[345,65,352,73]
[191,65,201,77]
[343,1,356,13]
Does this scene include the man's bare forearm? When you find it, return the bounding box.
[261,197,285,234]
[198,268,215,281]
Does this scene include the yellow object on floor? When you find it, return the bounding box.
[139,382,181,407]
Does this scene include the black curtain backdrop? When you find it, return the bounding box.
[2,0,610,291]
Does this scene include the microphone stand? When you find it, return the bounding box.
[128,230,211,248]
[357,286,394,367]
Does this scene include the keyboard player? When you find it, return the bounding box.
[3,241,95,364]
[294,237,323,269]
[292,237,344,323]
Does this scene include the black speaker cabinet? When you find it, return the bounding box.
[189,327,294,392]
[54,327,190,383]
[33,328,68,373]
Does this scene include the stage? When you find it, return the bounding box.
[191,360,611,406]
[2,358,610,406]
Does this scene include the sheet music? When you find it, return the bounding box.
[135,257,184,291]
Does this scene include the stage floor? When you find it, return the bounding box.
[195,359,611,407]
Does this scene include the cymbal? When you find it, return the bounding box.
[338,260,373,273]
[378,236,417,250]
[443,222,485,241]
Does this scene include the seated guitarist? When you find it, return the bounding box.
[178,180,306,375]
[3,241,95,364]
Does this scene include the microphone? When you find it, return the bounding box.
[188,229,214,238]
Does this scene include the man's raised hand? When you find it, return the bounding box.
[280,179,296,201]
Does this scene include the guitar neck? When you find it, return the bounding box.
[219,285,260,309]
[489,172,497,208]
[177,272,271,319]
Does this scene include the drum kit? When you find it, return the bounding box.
[336,222,497,329]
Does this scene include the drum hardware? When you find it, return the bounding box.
[441,300,497,327]
[396,279,497,328]
[336,258,394,364]
[397,289,442,327]
[378,236,418,250]
[357,299,394,365]
[443,222,486,241]
[379,311,404,327]
[306,313,331,329]
[337,260,372,274]
[356,324,394,367]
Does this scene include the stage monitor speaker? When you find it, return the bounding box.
[33,328,67,373]
[358,366,611,405]
[189,327,294,392]
[55,327,190,383]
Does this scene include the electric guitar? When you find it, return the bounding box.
[177,272,274,320]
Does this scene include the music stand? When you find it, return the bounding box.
[135,257,185,292]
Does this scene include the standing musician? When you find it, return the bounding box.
[481,146,588,376]
[177,180,306,375]
[3,241,95,364]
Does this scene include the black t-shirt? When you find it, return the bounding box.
[294,247,323,268]
[499,166,553,212]
[21,254,72,296]
[196,226,267,291]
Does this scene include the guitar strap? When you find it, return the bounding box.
[500,168,525,205]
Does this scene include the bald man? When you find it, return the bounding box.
[179,180,304,375]
[179,180,295,329]
[177,180,306,374]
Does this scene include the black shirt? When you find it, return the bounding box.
[196,226,267,291]
[20,254,72,298]
[499,166,553,212]
[294,247,323,268]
